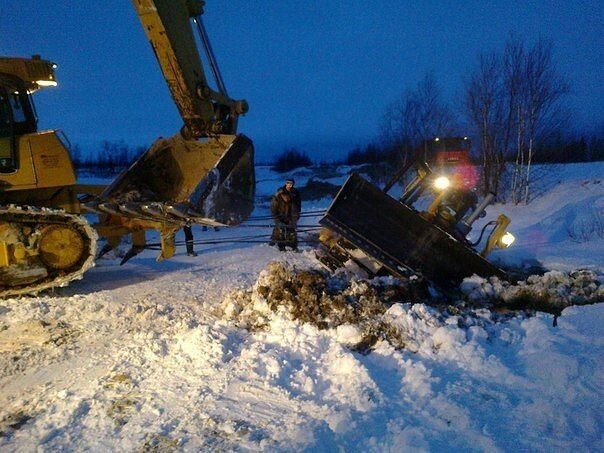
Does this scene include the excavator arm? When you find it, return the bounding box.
[132,0,247,137]
[85,0,255,263]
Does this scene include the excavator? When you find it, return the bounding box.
[0,0,255,297]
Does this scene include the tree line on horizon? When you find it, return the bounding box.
[71,140,147,174]
[271,35,602,204]
[75,35,602,203]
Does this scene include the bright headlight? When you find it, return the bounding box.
[500,232,515,247]
[433,176,450,191]
[35,80,57,87]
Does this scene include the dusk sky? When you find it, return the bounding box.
[2,1,602,162]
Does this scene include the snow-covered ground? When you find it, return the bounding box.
[0,162,602,451]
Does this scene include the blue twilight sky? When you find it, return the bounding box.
[1,1,602,162]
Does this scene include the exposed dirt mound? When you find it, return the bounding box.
[222,262,453,352]
[460,269,604,314]
[254,263,426,330]
[297,178,340,201]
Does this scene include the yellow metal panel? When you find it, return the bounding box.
[74,184,107,196]
[0,242,10,267]
[28,131,76,188]
[0,135,37,189]
[0,137,12,161]
[0,131,75,191]
[481,215,512,257]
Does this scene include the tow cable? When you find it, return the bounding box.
[140,209,327,250]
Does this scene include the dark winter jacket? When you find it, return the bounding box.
[270,186,301,224]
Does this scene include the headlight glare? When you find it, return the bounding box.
[499,232,515,247]
[434,176,450,191]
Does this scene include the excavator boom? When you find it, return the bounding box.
[132,0,247,137]
[86,0,255,262]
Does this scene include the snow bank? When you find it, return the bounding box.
[460,269,603,311]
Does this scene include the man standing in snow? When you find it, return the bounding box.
[270,178,301,251]
[183,224,197,256]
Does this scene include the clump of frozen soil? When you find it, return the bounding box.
[140,434,180,452]
[460,269,604,313]
[0,410,33,438]
[221,261,456,352]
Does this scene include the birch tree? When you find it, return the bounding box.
[464,52,506,195]
[520,38,569,203]
[503,37,527,202]
[466,36,569,202]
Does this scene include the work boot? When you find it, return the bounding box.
[185,237,197,256]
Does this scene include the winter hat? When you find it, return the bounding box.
[285,178,295,184]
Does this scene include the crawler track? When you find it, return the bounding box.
[0,206,97,298]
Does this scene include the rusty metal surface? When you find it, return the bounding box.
[320,173,509,289]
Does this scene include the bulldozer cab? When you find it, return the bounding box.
[0,74,37,173]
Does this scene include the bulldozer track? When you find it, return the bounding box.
[0,206,97,298]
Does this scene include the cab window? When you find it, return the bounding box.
[8,92,27,124]
[0,91,10,137]
[0,90,16,172]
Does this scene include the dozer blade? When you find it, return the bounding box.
[96,133,255,226]
[319,173,509,289]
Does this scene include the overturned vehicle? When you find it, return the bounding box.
[317,139,515,290]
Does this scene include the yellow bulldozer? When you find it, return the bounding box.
[0,0,255,297]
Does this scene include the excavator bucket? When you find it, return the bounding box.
[319,173,509,289]
[90,133,255,226]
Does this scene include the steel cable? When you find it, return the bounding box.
[111,207,326,252]
[141,225,323,250]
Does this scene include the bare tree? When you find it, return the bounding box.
[464,52,507,195]
[502,36,527,201]
[466,36,569,203]
[380,72,456,167]
[415,74,456,141]
[380,87,422,165]
[520,38,569,203]
[84,140,147,172]
[70,143,83,167]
